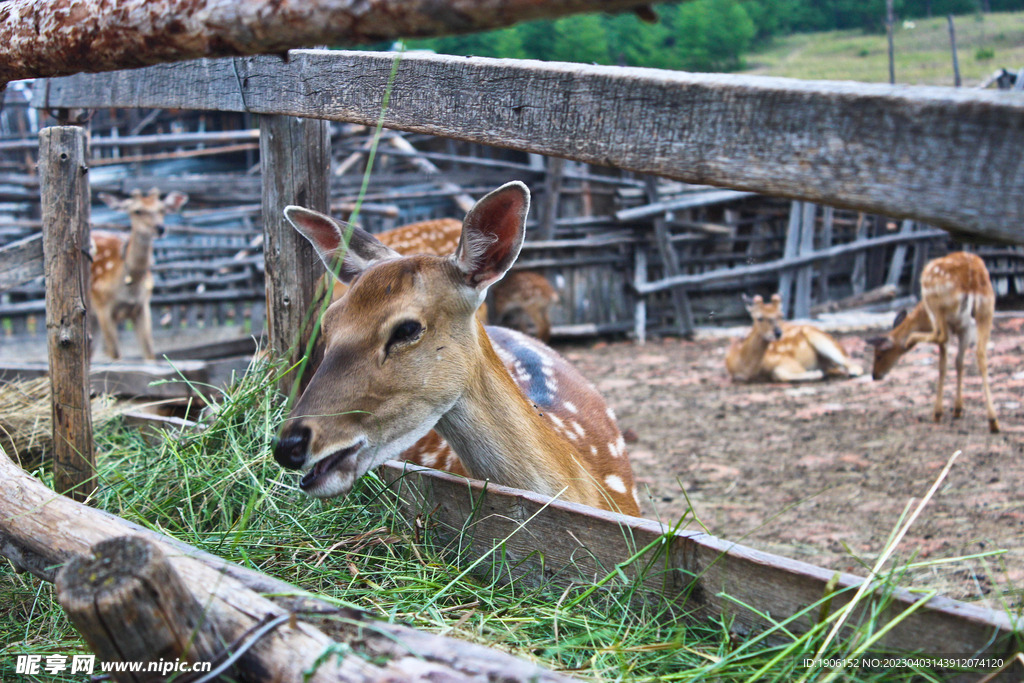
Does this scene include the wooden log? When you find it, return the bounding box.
[1,0,657,83]
[56,537,222,683]
[634,228,948,294]
[0,233,43,293]
[39,125,94,503]
[809,284,898,316]
[33,50,1024,243]
[0,450,575,683]
[260,115,330,398]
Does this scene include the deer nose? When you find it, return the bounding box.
[273,425,310,470]
[774,327,783,340]
[155,224,166,237]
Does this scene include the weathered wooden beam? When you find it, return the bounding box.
[0,128,259,151]
[33,50,1024,241]
[0,233,43,293]
[0,0,658,83]
[260,115,331,398]
[635,228,947,295]
[39,126,94,503]
[0,450,574,683]
[379,462,1020,667]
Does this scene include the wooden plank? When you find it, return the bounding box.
[39,126,94,503]
[260,115,331,398]
[778,201,802,316]
[0,233,44,293]
[379,462,1019,666]
[0,360,211,399]
[632,245,647,345]
[33,49,1024,243]
[793,202,817,319]
[886,219,916,287]
[538,156,565,240]
[647,177,694,336]
[635,228,947,294]
[819,206,835,301]
[851,213,870,296]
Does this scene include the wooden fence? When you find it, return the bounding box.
[1,49,1022,678]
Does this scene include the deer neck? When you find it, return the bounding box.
[893,303,932,346]
[433,326,588,501]
[123,228,155,278]
[730,329,771,380]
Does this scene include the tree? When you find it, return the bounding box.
[670,0,757,72]
[551,15,612,64]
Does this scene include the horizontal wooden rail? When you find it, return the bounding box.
[0,128,259,151]
[32,49,1024,243]
[381,461,1019,667]
[635,229,948,294]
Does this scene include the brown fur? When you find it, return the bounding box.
[726,293,862,383]
[280,184,639,515]
[867,252,999,432]
[89,189,187,360]
[492,271,559,342]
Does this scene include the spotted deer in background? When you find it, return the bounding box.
[275,183,640,515]
[89,189,188,360]
[330,217,558,338]
[867,252,999,433]
[726,293,863,382]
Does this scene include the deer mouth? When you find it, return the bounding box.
[300,443,362,491]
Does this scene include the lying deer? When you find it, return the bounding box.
[726,293,863,382]
[867,252,999,433]
[331,217,557,339]
[275,182,640,515]
[90,189,188,360]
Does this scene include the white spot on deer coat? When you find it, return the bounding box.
[605,474,627,494]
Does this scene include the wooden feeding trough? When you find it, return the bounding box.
[1,38,1022,681]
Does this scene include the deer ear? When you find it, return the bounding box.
[770,293,782,304]
[453,181,530,292]
[97,193,126,211]
[892,308,908,328]
[284,206,399,284]
[866,336,894,351]
[163,191,189,213]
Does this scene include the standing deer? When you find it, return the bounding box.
[89,189,188,360]
[726,293,863,382]
[275,182,640,515]
[867,252,999,433]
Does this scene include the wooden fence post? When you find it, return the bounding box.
[633,245,647,345]
[778,201,802,316]
[260,115,331,398]
[646,177,694,336]
[793,202,817,319]
[539,156,564,241]
[39,125,94,502]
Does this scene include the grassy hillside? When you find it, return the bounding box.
[744,10,1024,85]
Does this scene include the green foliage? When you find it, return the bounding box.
[975,45,996,59]
[669,0,758,71]
[552,14,612,64]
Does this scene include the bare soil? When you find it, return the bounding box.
[556,317,1024,606]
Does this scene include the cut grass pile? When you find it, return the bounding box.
[744,11,1024,86]
[0,362,1008,681]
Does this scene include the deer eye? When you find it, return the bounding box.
[387,320,423,351]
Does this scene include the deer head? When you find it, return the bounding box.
[742,293,784,342]
[274,182,529,498]
[866,307,917,380]
[97,188,188,240]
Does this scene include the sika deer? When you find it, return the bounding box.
[867,252,999,433]
[89,189,187,360]
[726,293,863,383]
[275,182,639,515]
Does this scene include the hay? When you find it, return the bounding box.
[0,377,125,464]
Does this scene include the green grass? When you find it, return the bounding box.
[744,11,1024,86]
[0,360,1000,682]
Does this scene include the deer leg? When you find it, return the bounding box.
[975,317,1000,433]
[135,302,156,361]
[933,342,947,422]
[952,336,966,419]
[771,359,824,382]
[95,307,121,360]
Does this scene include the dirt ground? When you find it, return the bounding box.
[556,316,1024,605]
